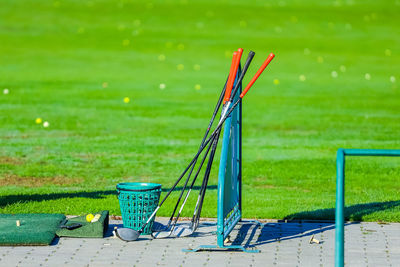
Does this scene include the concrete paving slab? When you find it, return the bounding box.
[0,219,399,266]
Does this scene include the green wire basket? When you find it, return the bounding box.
[116,182,162,235]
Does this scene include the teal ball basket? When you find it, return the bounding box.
[116,182,162,235]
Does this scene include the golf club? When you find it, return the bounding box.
[171,51,256,237]
[174,52,275,237]
[153,77,229,233]
[190,50,256,231]
[128,52,275,241]
[152,136,216,238]
[153,50,243,238]
[185,52,244,235]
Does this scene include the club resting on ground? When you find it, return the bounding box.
[152,77,229,235]
[155,49,248,238]
[125,52,275,241]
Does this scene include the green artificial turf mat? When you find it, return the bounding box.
[0,213,66,246]
[56,210,109,238]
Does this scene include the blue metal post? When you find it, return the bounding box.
[335,148,400,266]
[335,149,345,267]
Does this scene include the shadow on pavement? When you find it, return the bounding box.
[234,200,400,248]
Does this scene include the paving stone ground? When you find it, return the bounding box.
[0,218,399,267]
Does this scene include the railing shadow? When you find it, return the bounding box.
[283,200,400,221]
[233,200,400,248]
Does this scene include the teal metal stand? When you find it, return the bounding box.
[184,66,259,253]
[335,148,400,267]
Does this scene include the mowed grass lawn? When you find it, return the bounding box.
[1,0,399,221]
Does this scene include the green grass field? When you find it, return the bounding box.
[1,0,399,221]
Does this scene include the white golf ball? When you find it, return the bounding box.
[365,73,371,80]
[331,71,338,78]
[299,75,306,82]
[159,83,166,90]
[3,88,9,94]
[390,76,396,83]
[43,121,50,128]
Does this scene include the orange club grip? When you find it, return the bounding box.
[223,48,243,103]
[240,53,275,98]
[223,51,238,104]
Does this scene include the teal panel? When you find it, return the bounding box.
[217,67,242,247]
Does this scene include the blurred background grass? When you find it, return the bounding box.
[0,0,399,221]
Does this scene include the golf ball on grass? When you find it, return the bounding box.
[177,43,185,50]
[3,88,9,94]
[123,97,130,103]
[158,54,166,61]
[43,121,50,128]
[35,118,42,124]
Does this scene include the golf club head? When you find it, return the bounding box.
[151,230,172,239]
[114,227,140,242]
[172,224,194,237]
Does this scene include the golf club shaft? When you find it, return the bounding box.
[193,62,244,227]
[193,61,244,226]
[191,128,221,227]
[165,78,228,227]
[139,52,275,233]
[167,52,274,204]
[195,53,276,226]
[184,59,245,227]
[172,53,247,227]
[170,131,220,230]
[165,54,240,224]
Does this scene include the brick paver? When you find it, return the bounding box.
[0,218,399,266]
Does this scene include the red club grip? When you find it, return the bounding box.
[224,49,243,104]
[240,53,275,98]
[223,51,238,104]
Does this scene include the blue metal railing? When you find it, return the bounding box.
[335,148,400,267]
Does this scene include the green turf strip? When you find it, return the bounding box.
[0,214,65,246]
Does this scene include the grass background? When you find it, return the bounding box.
[0,0,399,221]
